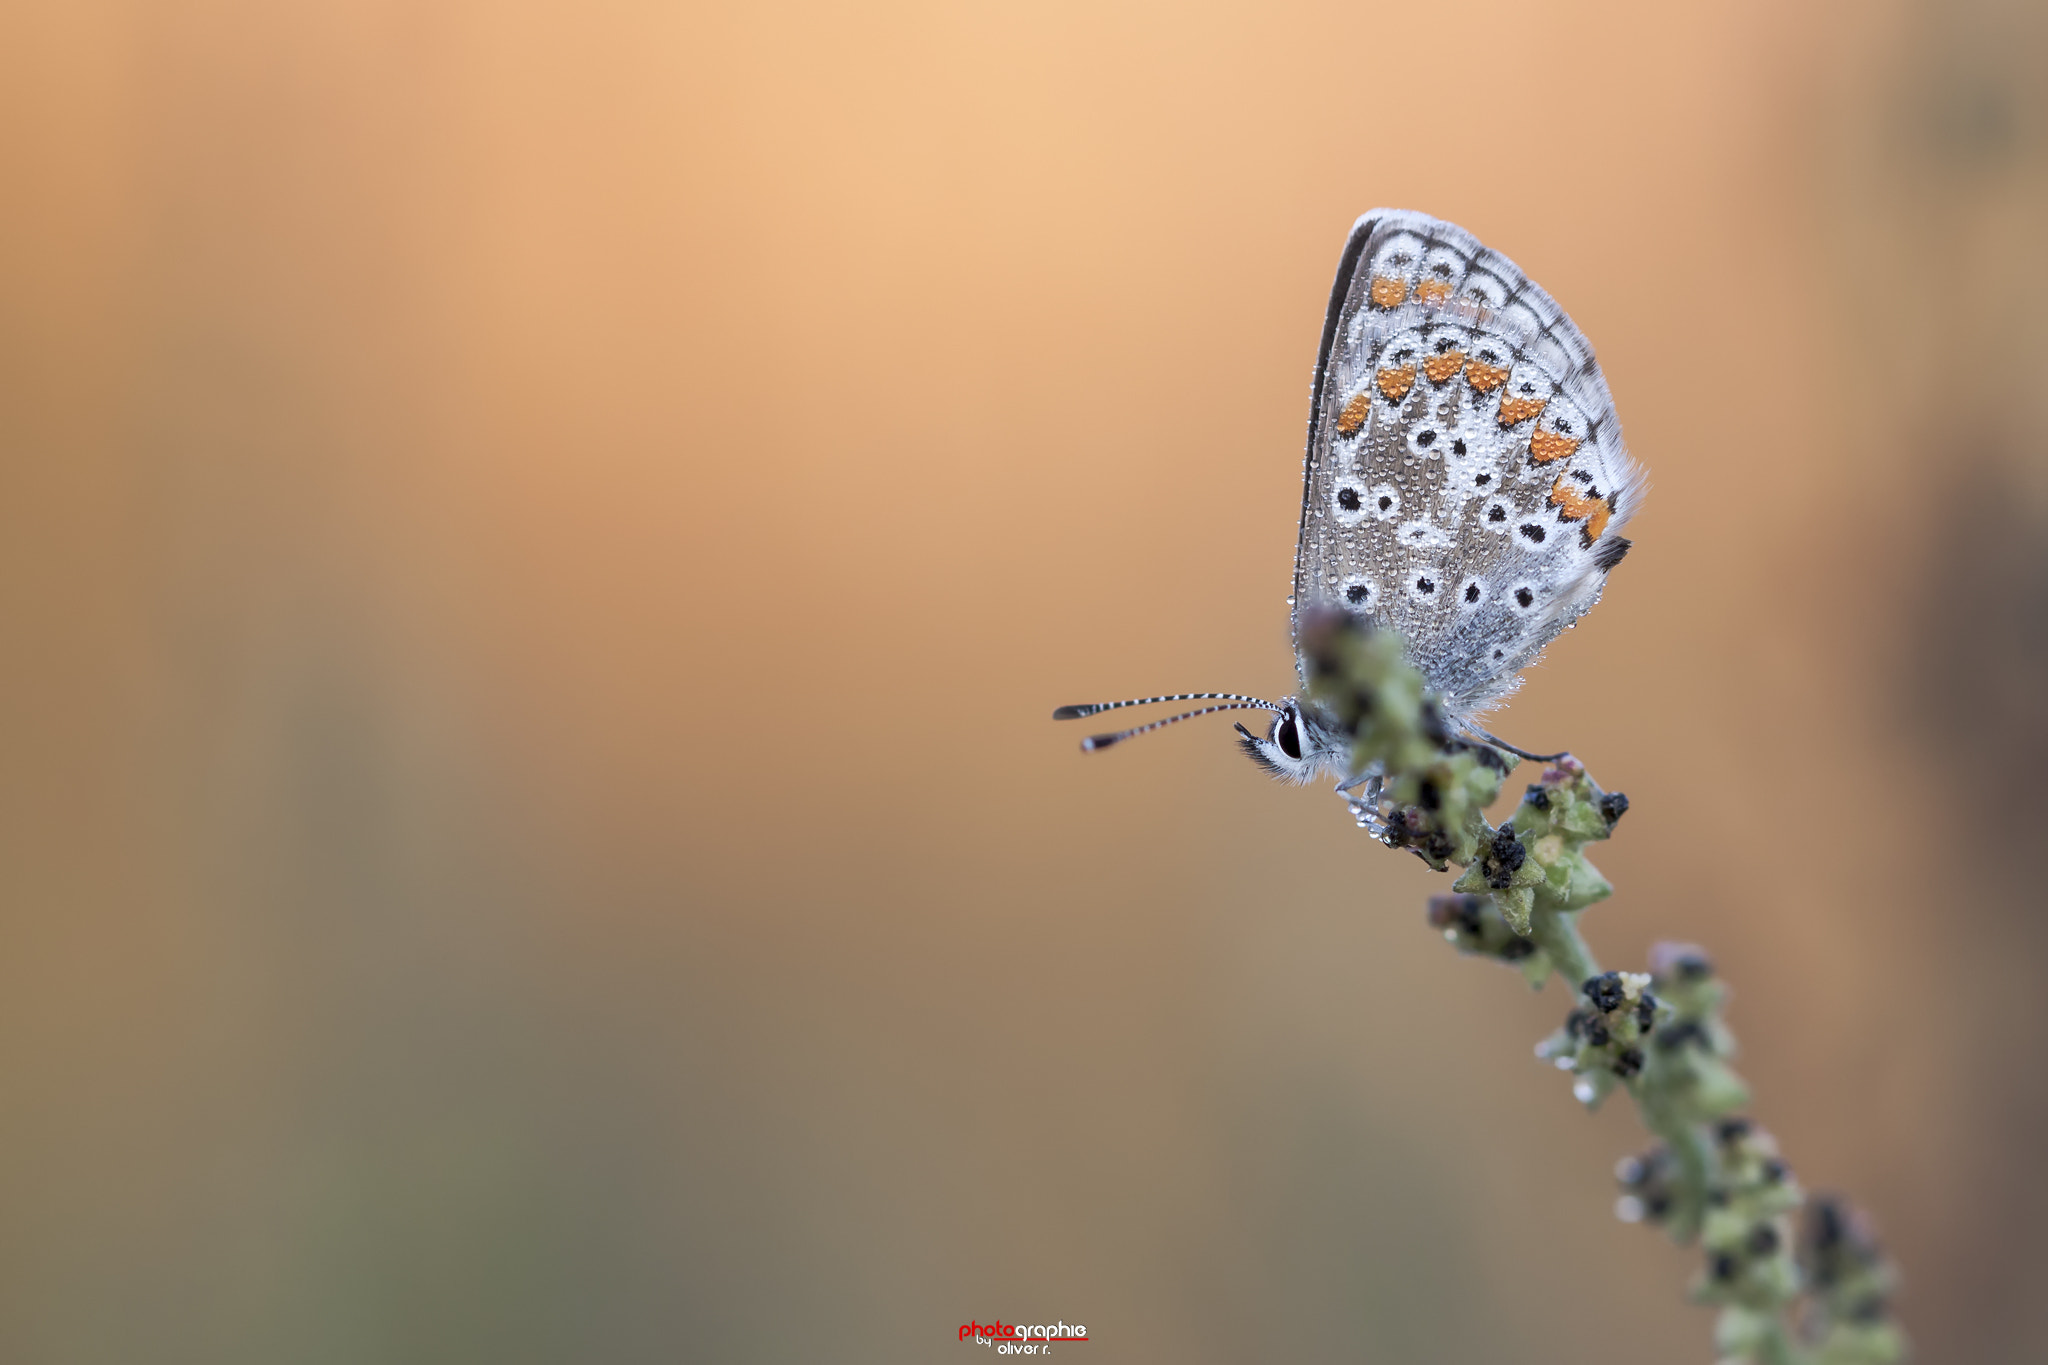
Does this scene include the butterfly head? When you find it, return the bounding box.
[1054,692,1357,783]
[1232,700,1348,785]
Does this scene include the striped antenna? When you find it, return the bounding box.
[1075,701,1282,753]
[1052,692,1282,721]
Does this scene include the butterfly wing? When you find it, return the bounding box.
[1291,210,1646,718]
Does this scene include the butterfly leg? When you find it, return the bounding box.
[1458,721,1568,764]
[1336,772,1387,834]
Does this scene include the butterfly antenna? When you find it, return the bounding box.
[1075,702,1281,753]
[1461,722,1569,763]
[1052,692,1282,721]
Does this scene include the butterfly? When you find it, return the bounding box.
[1056,210,1645,821]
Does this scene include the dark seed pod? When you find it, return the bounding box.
[1649,942,1714,981]
[1715,1117,1753,1147]
[1426,893,1486,936]
[1654,1019,1707,1053]
[1583,972,1626,1013]
[1482,823,1526,888]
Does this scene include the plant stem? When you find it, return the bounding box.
[1758,1321,1801,1365]
[1293,611,1906,1364]
[1528,905,1598,985]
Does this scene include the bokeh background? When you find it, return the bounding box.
[5,1,2046,1360]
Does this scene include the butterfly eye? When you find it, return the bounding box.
[1275,712,1303,761]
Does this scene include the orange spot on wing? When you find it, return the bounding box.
[1549,478,1613,541]
[1335,389,1372,437]
[1375,364,1417,403]
[1369,275,1408,309]
[1528,429,1581,463]
[1422,350,1466,384]
[1498,394,1547,426]
[1464,359,1509,392]
[1415,278,1453,305]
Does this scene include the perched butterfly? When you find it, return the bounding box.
[1056,209,1646,821]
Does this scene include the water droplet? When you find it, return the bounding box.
[1572,1077,1597,1103]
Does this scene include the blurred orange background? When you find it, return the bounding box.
[5,1,2046,1360]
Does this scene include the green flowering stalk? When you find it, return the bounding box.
[1297,611,1906,1365]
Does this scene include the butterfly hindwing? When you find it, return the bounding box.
[1291,210,1646,717]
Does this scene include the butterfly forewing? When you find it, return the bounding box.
[1291,210,1645,718]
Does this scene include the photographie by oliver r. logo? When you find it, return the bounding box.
[958,1320,1088,1354]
